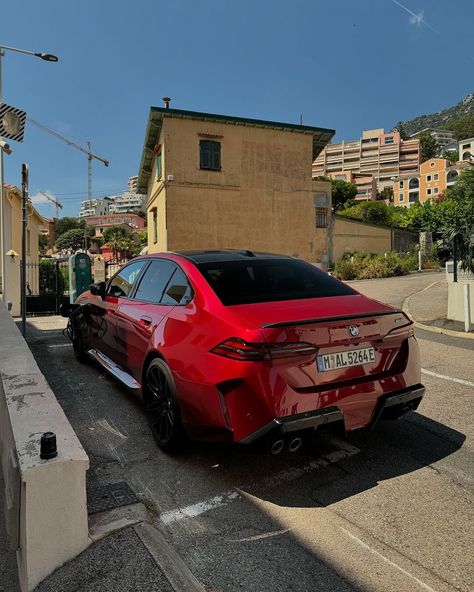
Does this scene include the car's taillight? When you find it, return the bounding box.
[210,338,318,361]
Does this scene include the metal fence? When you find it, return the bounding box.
[25,259,70,315]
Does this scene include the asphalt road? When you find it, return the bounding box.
[26,271,473,592]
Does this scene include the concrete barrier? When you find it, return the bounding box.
[0,302,90,591]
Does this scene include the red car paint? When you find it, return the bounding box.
[75,251,423,444]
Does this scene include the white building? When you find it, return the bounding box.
[459,137,474,161]
[108,192,146,214]
[78,175,146,218]
[78,197,113,217]
[410,128,457,151]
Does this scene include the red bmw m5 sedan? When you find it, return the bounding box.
[67,250,424,453]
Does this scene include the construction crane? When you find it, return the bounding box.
[27,117,109,202]
[39,191,63,219]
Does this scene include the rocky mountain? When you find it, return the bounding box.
[395,93,474,137]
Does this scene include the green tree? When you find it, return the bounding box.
[358,201,390,225]
[443,150,459,164]
[38,233,48,255]
[331,179,358,211]
[55,228,85,252]
[444,114,474,141]
[55,217,84,237]
[103,225,132,261]
[418,132,440,162]
[442,168,474,271]
[378,187,394,202]
[395,121,409,140]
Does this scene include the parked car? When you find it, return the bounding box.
[66,250,424,453]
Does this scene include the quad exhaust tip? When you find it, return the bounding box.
[288,436,303,453]
[270,439,285,455]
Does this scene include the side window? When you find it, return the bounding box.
[161,267,193,305]
[108,260,146,298]
[133,260,176,303]
[200,140,221,171]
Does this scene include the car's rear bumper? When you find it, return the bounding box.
[239,383,425,444]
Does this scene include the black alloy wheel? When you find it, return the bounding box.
[71,318,88,363]
[145,359,186,452]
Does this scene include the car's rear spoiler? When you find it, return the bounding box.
[260,309,402,329]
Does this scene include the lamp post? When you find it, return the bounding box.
[0,44,58,304]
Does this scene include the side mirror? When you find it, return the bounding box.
[90,282,106,298]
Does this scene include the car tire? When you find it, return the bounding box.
[71,319,89,364]
[144,358,187,453]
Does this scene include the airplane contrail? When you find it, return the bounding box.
[390,0,440,34]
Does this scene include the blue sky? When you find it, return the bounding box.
[1,0,473,217]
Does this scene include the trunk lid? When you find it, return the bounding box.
[230,295,412,389]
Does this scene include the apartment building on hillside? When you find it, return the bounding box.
[409,128,457,151]
[393,158,473,207]
[459,137,474,161]
[319,171,378,201]
[312,128,420,190]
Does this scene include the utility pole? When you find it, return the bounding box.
[21,164,28,336]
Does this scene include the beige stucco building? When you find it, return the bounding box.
[1,185,44,315]
[137,106,335,265]
[313,128,420,191]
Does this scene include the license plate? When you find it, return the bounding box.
[317,347,376,372]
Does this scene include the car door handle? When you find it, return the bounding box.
[139,316,152,326]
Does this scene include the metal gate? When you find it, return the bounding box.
[25,259,70,315]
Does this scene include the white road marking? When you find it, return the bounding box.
[160,439,360,525]
[97,418,128,440]
[47,343,71,348]
[340,527,438,592]
[422,368,474,388]
[233,528,291,542]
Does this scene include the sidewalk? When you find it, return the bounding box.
[405,278,474,337]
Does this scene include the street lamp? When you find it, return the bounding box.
[0,43,58,303]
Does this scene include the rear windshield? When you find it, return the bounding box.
[196,259,356,305]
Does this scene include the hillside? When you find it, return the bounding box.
[395,93,474,137]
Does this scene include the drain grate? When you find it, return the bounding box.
[87,481,138,514]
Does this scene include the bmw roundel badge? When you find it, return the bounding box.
[348,325,359,338]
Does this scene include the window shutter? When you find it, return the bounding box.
[200,141,211,169]
[211,142,221,170]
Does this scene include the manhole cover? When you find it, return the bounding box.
[87,481,138,514]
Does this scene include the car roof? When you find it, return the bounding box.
[171,250,293,264]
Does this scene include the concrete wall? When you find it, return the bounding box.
[147,117,331,263]
[332,216,392,261]
[0,303,90,591]
[447,281,474,326]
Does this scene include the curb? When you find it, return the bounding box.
[403,281,474,341]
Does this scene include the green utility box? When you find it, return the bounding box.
[69,253,92,303]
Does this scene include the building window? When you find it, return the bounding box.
[434,187,439,194]
[409,192,419,203]
[430,162,435,168]
[463,143,470,149]
[434,173,439,181]
[399,193,404,201]
[200,140,221,171]
[152,208,158,244]
[156,151,162,179]
[409,177,419,189]
[462,152,472,161]
[447,170,458,183]
[385,136,394,144]
[427,188,432,195]
[399,180,404,189]
[427,175,432,182]
[315,208,327,228]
